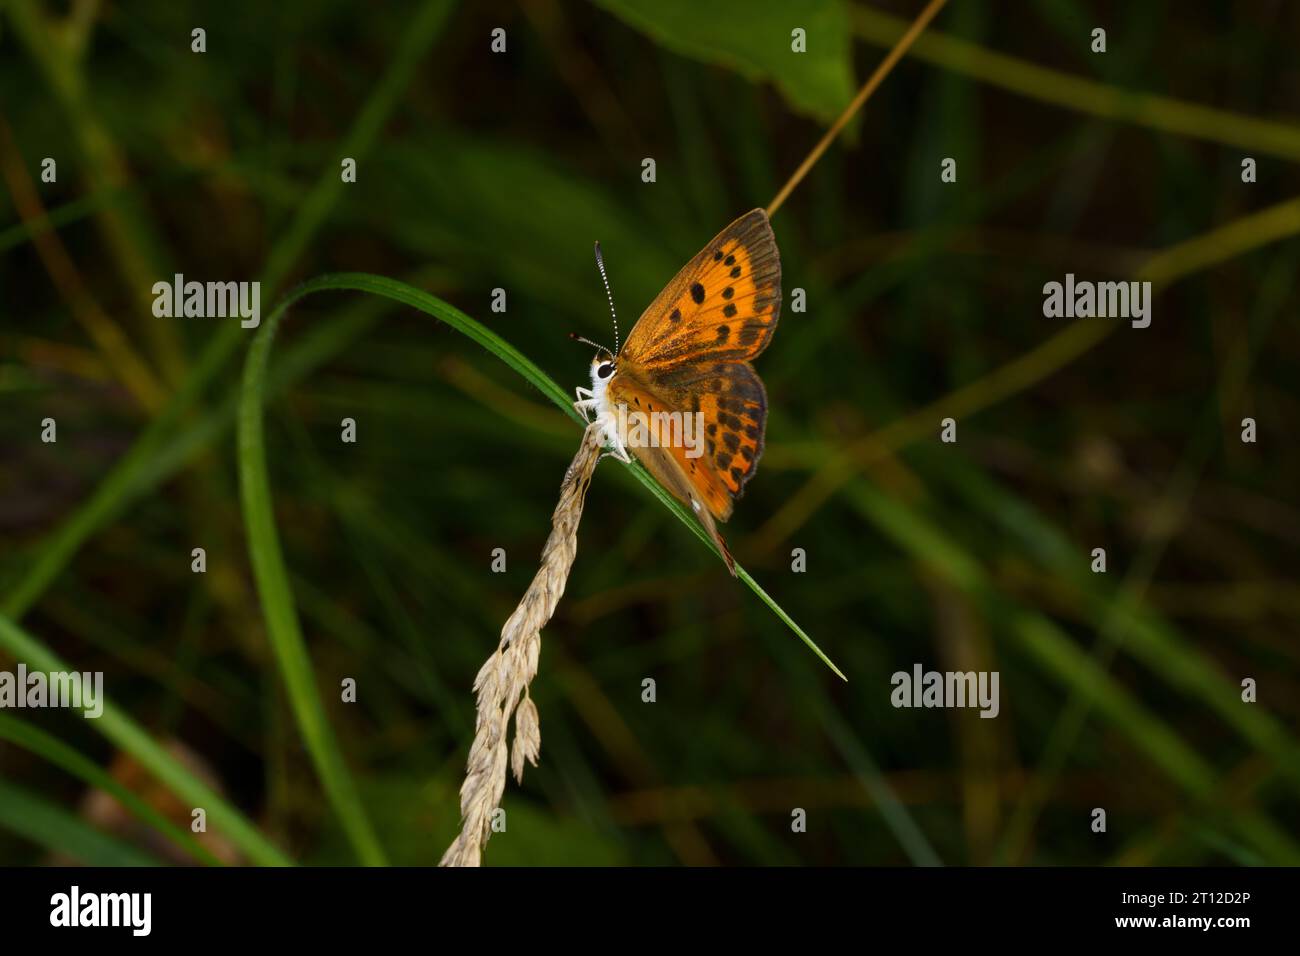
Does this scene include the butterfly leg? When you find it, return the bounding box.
[601,435,632,464]
[592,423,632,464]
[573,386,597,423]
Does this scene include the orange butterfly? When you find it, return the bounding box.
[574,209,781,575]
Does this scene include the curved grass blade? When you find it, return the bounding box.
[239,284,389,867]
[243,272,844,684]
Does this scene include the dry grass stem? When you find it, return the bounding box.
[439,423,604,867]
[765,0,948,219]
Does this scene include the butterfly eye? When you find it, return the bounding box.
[597,363,614,379]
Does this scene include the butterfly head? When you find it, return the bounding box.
[588,352,617,397]
[571,333,616,379]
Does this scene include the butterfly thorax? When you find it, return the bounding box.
[587,355,627,459]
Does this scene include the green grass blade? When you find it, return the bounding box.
[840,479,1299,864]
[852,5,1300,161]
[0,713,221,866]
[239,285,389,867]
[259,0,457,291]
[0,779,159,867]
[621,450,848,681]
[0,614,292,865]
[1,0,455,623]
[2,329,244,620]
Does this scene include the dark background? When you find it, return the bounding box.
[1,0,1298,866]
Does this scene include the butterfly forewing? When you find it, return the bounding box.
[621,208,781,369]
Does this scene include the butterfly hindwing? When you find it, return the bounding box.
[605,371,734,519]
[620,208,780,370]
[607,358,766,518]
[655,359,766,502]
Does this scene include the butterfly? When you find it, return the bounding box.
[573,208,781,575]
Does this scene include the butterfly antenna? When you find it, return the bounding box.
[568,332,613,359]
[593,241,620,356]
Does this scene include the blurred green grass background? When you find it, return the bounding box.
[1,0,1298,866]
